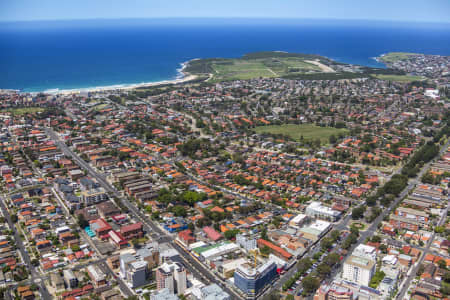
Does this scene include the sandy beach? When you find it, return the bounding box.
[35,60,200,95]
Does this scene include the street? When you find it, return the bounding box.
[0,196,52,300]
[44,127,244,300]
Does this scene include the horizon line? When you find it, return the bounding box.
[1,16,450,25]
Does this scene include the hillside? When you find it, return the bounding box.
[378,52,420,63]
[183,51,348,82]
[183,51,412,83]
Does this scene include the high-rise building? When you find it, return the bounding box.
[352,244,377,261]
[129,261,148,288]
[119,243,159,288]
[236,234,257,251]
[156,261,187,295]
[63,269,78,289]
[342,246,377,286]
[342,255,375,286]
[87,265,107,288]
[234,261,277,299]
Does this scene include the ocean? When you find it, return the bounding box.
[1,18,450,92]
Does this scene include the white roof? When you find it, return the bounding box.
[269,254,287,268]
[382,255,397,265]
[55,226,70,234]
[189,241,207,250]
[87,265,105,282]
[290,214,307,224]
[306,201,341,217]
[355,244,376,253]
[309,220,331,232]
[202,243,239,259]
[353,244,377,261]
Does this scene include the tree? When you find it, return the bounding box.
[10,214,17,223]
[421,172,435,184]
[224,229,240,240]
[435,226,445,234]
[371,235,381,243]
[342,231,359,250]
[317,263,331,278]
[380,174,408,196]
[77,214,89,229]
[444,271,450,283]
[352,206,366,220]
[262,292,281,300]
[272,216,282,228]
[172,205,187,217]
[330,230,340,241]
[260,245,271,256]
[329,134,337,144]
[321,238,333,251]
[260,227,268,240]
[302,275,320,294]
[323,253,340,266]
[366,196,377,207]
[438,259,447,270]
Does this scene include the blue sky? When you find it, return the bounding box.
[1,0,449,23]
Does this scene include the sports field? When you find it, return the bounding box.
[0,107,45,115]
[254,124,348,143]
[373,74,424,82]
[184,52,332,82]
[209,58,321,81]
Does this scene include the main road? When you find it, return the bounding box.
[44,127,243,300]
[0,196,52,300]
[283,139,449,297]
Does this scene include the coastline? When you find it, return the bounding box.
[374,53,387,64]
[0,53,400,95]
[17,60,200,95]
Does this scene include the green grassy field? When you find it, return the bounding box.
[93,103,109,111]
[373,74,424,82]
[209,58,321,81]
[0,107,45,116]
[184,52,328,82]
[379,52,419,63]
[254,124,348,143]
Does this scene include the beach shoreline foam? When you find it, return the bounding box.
[32,60,199,95]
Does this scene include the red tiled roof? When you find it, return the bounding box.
[203,226,222,241]
[257,239,292,260]
[120,222,143,234]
